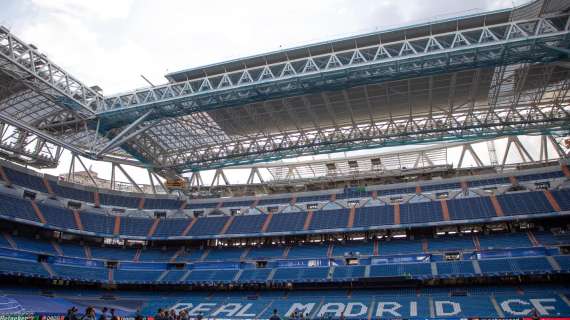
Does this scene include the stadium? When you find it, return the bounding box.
[0,0,570,318]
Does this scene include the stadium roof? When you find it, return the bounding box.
[0,0,569,177]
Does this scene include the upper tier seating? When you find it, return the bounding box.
[497,192,554,216]
[143,198,182,210]
[187,216,229,236]
[400,201,443,224]
[551,188,570,211]
[79,211,115,234]
[120,217,154,237]
[226,214,267,234]
[266,211,307,233]
[50,183,94,203]
[39,203,77,230]
[153,218,189,237]
[447,197,496,220]
[99,193,140,208]
[0,193,39,223]
[353,205,394,228]
[308,209,349,230]
[2,166,48,193]
[0,157,568,239]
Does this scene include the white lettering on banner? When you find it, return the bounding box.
[188,303,217,316]
[170,303,193,311]
[212,303,242,317]
[285,303,316,317]
[530,298,557,315]
[375,302,402,317]
[410,301,418,317]
[501,299,532,316]
[235,303,256,317]
[317,303,345,318]
[435,301,461,316]
[344,303,367,317]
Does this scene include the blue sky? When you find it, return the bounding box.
[0,0,529,184]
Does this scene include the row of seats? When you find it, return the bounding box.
[0,189,566,238]
[0,164,565,210]
[0,285,567,317]
[0,255,566,285]
[0,232,551,262]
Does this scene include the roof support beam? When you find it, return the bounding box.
[115,163,143,193]
[96,110,153,157]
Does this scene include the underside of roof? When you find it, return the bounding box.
[0,0,569,177]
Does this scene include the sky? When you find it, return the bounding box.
[0,0,534,186]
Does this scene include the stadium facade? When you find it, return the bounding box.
[0,0,570,318]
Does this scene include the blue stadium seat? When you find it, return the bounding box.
[143,198,182,210]
[551,189,570,211]
[447,197,495,220]
[51,263,108,282]
[79,211,115,235]
[332,266,365,280]
[238,268,271,282]
[479,233,532,249]
[120,216,154,237]
[12,235,56,255]
[187,216,229,236]
[0,256,48,277]
[138,248,177,261]
[247,246,285,260]
[436,261,475,276]
[332,241,374,257]
[287,244,328,259]
[90,246,136,261]
[400,201,443,224]
[266,212,307,233]
[39,204,77,230]
[153,218,188,237]
[205,247,244,261]
[50,183,94,203]
[353,205,394,228]
[99,193,140,208]
[272,267,329,282]
[309,209,349,230]
[2,166,48,193]
[0,194,40,223]
[428,236,474,252]
[379,239,423,255]
[226,214,267,234]
[497,192,554,216]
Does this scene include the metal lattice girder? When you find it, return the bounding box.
[0,27,104,114]
[0,120,63,167]
[99,15,570,122]
[158,101,570,171]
